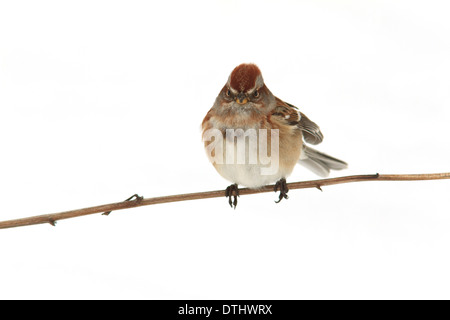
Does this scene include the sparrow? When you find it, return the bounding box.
[202,63,347,208]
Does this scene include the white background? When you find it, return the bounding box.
[1,0,450,299]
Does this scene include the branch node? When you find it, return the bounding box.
[48,219,57,226]
[125,194,144,202]
[316,185,323,192]
[102,194,144,216]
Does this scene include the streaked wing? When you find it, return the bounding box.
[271,98,302,125]
[297,111,323,145]
[272,98,324,145]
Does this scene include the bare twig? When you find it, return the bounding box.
[0,172,449,230]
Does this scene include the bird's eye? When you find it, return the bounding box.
[226,89,231,97]
[253,90,259,98]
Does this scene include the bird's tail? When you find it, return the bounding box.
[298,145,348,177]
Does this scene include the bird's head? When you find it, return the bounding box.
[213,63,275,119]
[221,63,270,106]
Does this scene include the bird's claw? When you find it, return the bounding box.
[225,184,239,209]
[274,178,289,203]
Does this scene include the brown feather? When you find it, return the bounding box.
[229,63,262,92]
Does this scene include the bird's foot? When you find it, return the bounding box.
[274,178,289,203]
[225,184,239,209]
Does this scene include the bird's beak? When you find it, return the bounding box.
[236,93,248,105]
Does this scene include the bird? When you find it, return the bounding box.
[202,63,347,208]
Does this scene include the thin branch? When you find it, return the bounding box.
[1,172,449,230]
